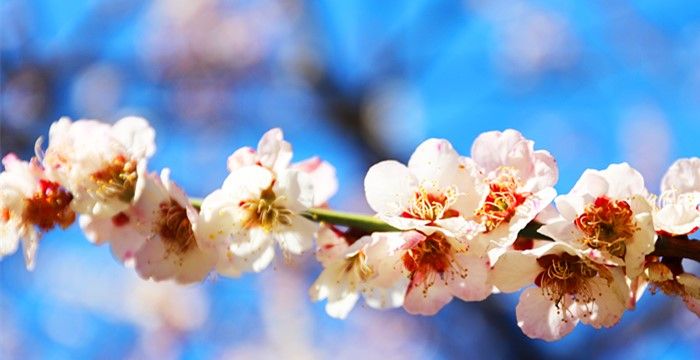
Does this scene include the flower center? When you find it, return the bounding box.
[240,187,293,232]
[402,232,464,278]
[535,253,598,307]
[574,196,637,258]
[91,155,138,203]
[22,179,76,232]
[343,251,374,282]
[156,199,196,255]
[476,170,527,232]
[402,186,458,221]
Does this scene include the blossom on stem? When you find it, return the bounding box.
[79,171,165,264]
[364,139,492,315]
[364,138,487,237]
[198,165,317,277]
[41,117,155,218]
[640,261,700,317]
[227,128,338,206]
[130,169,216,284]
[470,129,558,262]
[398,230,491,315]
[490,242,630,341]
[0,154,76,270]
[539,163,656,278]
[309,226,407,319]
[654,158,700,236]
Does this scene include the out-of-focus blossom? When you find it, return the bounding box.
[199,164,316,277]
[470,129,558,262]
[0,154,75,270]
[79,172,167,264]
[309,226,407,319]
[642,262,700,317]
[655,158,700,236]
[41,117,155,218]
[539,163,656,278]
[227,128,338,206]
[132,169,216,284]
[491,242,630,341]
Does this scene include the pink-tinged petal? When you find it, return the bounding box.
[516,288,578,341]
[578,277,627,328]
[134,238,214,284]
[292,157,338,206]
[662,157,700,194]
[490,251,541,293]
[448,254,491,301]
[399,230,427,250]
[257,128,292,173]
[364,161,415,215]
[407,138,461,190]
[471,129,532,175]
[314,225,349,265]
[79,214,145,263]
[227,147,257,172]
[403,272,454,315]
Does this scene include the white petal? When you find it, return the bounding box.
[448,254,492,301]
[403,272,453,315]
[661,157,700,194]
[624,213,656,278]
[516,288,578,341]
[490,251,541,293]
[599,163,648,199]
[274,216,317,255]
[407,138,461,191]
[364,161,415,215]
[112,116,156,159]
[222,166,274,199]
[325,292,360,320]
[579,277,627,328]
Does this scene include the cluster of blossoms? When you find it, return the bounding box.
[1,118,698,341]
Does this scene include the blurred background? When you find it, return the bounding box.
[1,0,700,358]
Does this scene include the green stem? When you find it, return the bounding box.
[302,208,399,232]
[189,199,700,263]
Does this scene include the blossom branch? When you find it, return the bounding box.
[293,207,700,263]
